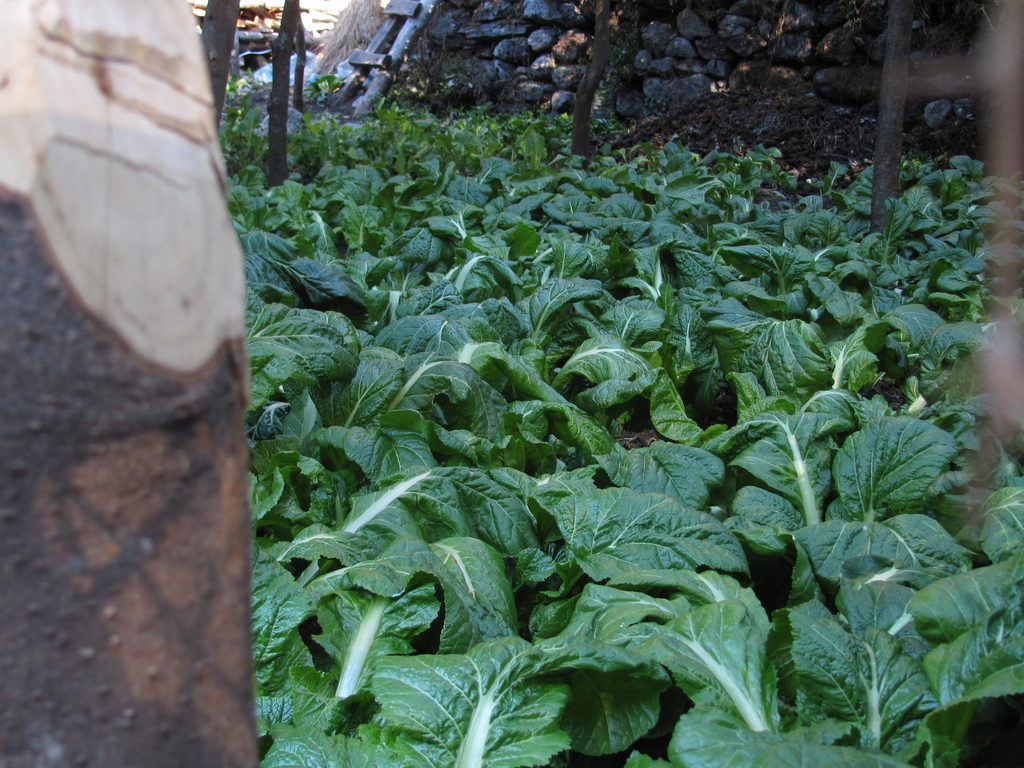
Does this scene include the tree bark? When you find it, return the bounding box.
[869,0,914,232]
[268,0,302,186]
[0,3,256,766]
[570,0,611,157]
[201,0,242,123]
[294,15,307,113]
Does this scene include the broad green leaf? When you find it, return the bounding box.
[788,613,934,753]
[537,486,747,579]
[252,554,314,695]
[794,515,970,593]
[641,601,778,733]
[909,554,1024,644]
[979,486,1024,562]
[314,411,436,485]
[373,637,571,768]
[246,295,358,409]
[522,277,605,343]
[704,299,830,404]
[600,441,724,509]
[390,354,507,441]
[667,707,916,768]
[313,356,403,428]
[430,537,519,653]
[263,726,389,768]
[316,584,439,699]
[731,413,834,527]
[649,371,703,443]
[831,418,956,523]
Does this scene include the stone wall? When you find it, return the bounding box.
[414,0,974,125]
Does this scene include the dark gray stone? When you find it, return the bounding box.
[552,29,589,63]
[953,97,976,119]
[643,76,672,104]
[616,89,645,118]
[676,73,713,101]
[729,61,802,90]
[494,37,531,63]
[491,58,517,79]
[666,36,697,59]
[780,1,815,32]
[812,65,881,104]
[428,9,468,46]
[530,53,556,80]
[817,25,862,65]
[725,31,766,57]
[676,8,712,38]
[512,78,553,102]
[474,0,513,22]
[648,57,675,77]
[719,14,754,37]
[923,99,952,128]
[642,21,675,57]
[527,27,559,52]
[522,0,582,26]
[634,49,653,73]
[696,36,738,61]
[818,0,847,29]
[550,90,575,113]
[858,0,888,33]
[644,74,711,105]
[674,58,706,75]
[773,33,813,63]
[706,59,733,78]
[552,64,586,90]
[464,21,531,39]
[727,0,758,16]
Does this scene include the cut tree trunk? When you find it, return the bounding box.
[571,0,610,157]
[268,0,302,185]
[870,0,913,232]
[0,3,256,767]
[202,0,242,122]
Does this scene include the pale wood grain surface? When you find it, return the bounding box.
[0,0,245,374]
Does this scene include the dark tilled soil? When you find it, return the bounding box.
[608,80,981,185]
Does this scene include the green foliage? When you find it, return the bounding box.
[229,106,1022,767]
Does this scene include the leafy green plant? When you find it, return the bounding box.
[230,106,1022,767]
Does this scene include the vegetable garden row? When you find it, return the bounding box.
[229,105,1023,767]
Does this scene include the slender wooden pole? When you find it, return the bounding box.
[571,0,611,158]
[869,0,913,232]
[201,0,242,122]
[268,0,301,185]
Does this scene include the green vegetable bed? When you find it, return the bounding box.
[229,105,1024,768]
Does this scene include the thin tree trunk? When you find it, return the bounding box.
[869,0,914,232]
[268,0,302,186]
[0,3,256,766]
[202,0,242,122]
[571,0,611,157]
[294,15,307,113]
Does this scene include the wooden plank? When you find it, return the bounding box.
[194,1,344,11]
[384,0,420,17]
[387,0,439,62]
[348,49,391,68]
[363,15,403,53]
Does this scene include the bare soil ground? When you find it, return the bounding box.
[607,79,981,185]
